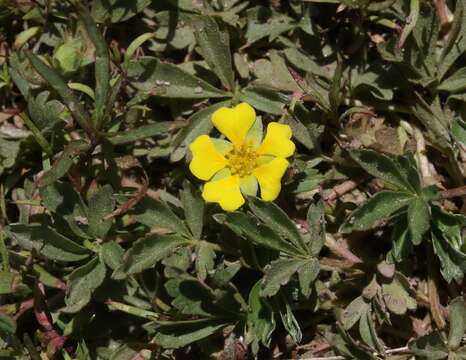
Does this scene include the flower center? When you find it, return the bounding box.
[225,142,258,177]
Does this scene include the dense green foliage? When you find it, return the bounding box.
[0,0,466,358]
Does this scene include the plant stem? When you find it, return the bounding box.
[440,185,466,199]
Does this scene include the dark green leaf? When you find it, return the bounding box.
[25,52,94,135]
[217,212,303,255]
[195,241,216,281]
[91,0,151,23]
[39,140,91,187]
[0,271,16,294]
[107,122,172,145]
[248,197,308,254]
[350,149,414,192]
[306,201,326,256]
[64,257,106,313]
[408,198,430,245]
[298,258,319,297]
[408,332,449,360]
[133,197,189,236]
[118,235,188,276]
[153,319,227,349]
[127,57,229,98]
[101,241,124,271]
[5,223,90,262]
[340,191,413,233]
[180,181,204,239]
[247,281,276,353]
[448,297,466,350]
[341,296,370,330]
[86,185,115,239]
[239,86,287,115]
[451,119,466,146]
[261,258,311,297]
[171,101,230,161]
[193,16,234,90]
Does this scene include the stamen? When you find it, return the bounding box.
[226,142,258,177]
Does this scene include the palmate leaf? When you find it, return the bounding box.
[116,234,188,277]
[216,212,305,255]
[248,197,308,254]
[261,258,318,297]
[340,191,413,233]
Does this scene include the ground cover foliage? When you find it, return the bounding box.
[0,0,466,358]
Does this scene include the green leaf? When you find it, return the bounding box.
[0,313,16,336]
[195,241,216,281]
[306,201,326,256]
[39,140,91,187]
[27,91,64,131]
[127,57,229,98]
[359,308,385,353]
[118,235,187,276]
[408,198,430,245]
[408,332,449,360]
[261,258,311,297]
[64,257,106,313]
[248,197,308,254]
[80,7,109,128]
[86,185,115,239]
[133,197,190,236]
[451,119,466,146]
[448,297,466,350]
[246,6,296,44]
[171,101,231,161]
[350,149,414,192]
[153,319,227,349]
[432,232,466,284]
[382,273,417,315]
[5,223,90,262]
[278,298,302,343]
[438,67,466,93]
[247,281,276,353]
[341,296,370,330]
[239,85,287,115]
[91,0,151,23]
[387,217,412,263]
[107,122,172,145]
[25,52,94,136]
[0,271,16,294]
[100,241,124,271]
[298,258,319,297]
[217,212,303,255]
[439,0,466,80]
[193,16,234,90]
[165,277,222,317]
[180,181,204,239]
[340,191,413,233]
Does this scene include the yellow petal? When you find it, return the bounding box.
[258,122,295,158]
[189,135,227,181]
[202,175,245,211]
[211,102,256,147]
[253,157,289,201]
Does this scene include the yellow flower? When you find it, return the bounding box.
[189,102,295,211]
